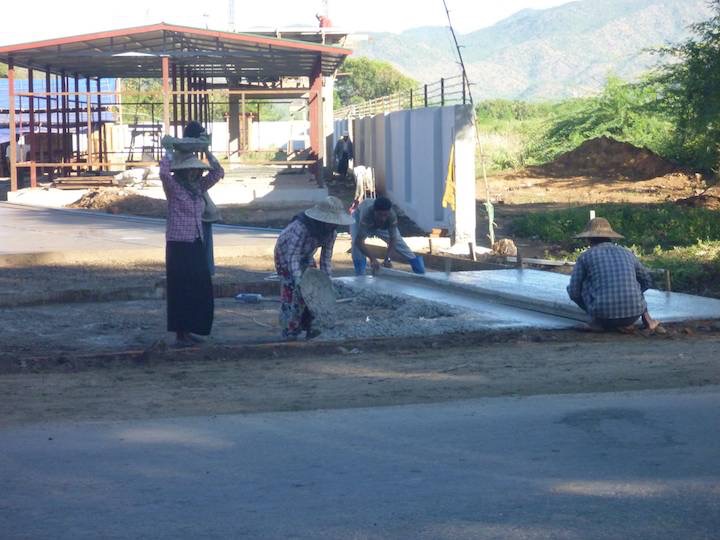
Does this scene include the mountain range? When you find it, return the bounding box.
[352,0,713,100]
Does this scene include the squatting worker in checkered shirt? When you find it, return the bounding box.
[159,122,224,348]
[567,217,663,333]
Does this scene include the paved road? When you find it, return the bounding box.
[0,202,279,254]
[1,388,719,539]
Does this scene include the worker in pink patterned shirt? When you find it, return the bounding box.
[274,196,352,340]
[160,127,224,348]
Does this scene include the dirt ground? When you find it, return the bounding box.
[2,328,719,428]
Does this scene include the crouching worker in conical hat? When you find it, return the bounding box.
[160,122,224,347]
[567,217,664,334]
[274,196,353,341]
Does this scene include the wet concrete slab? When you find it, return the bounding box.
[335,274,579,331]
[341,269,720,325]
[423,269,720,323]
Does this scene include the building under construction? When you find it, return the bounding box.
[0,23,352,191]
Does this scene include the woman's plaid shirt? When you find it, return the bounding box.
[274,219,336,281]
[160,155,224,242]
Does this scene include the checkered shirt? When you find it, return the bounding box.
[274,219,336,280]
[160,155,224,242]
[567,242,653,319]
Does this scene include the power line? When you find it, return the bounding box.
[441,0,495,245]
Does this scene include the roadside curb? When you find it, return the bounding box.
[0,201,283,232]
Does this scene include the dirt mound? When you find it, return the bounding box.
[676,189,720,210]
[534,136,680,180]
[68,188,166,218]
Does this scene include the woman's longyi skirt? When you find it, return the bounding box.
[166,239,214,335]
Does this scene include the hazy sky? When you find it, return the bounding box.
[1,0,575,45]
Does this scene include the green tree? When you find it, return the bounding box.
[120,78,163,122]
[650,0,720,171]
[335,57,416,107]
[532,76,673,163]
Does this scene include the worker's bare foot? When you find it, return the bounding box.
[643,318,659,330]
[642,316,667,335]
[617,325,637,335]
[581,321,605,332]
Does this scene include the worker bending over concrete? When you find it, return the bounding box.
[351,196,425,275]
[567,217,663,333]
[274,196,353,340]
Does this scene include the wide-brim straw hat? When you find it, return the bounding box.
[574,217,624,239]
[170,155,212,171]
[305,196,354,225]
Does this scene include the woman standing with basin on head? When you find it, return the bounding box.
[160,122,224,347]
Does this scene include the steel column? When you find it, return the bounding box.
[28,69,36,161]
[204,79,210,130]
[74,74,80,168]
[45,69,52,169]
[85,78,93,169]
[180,67,186,129]
[60,73,67,164]
[161,57,170,134]
[96,78,104,168]
[8,60,17,191]
[171,64,178,136]
[308,55,323,160]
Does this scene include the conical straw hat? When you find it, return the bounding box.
[574,217,624,239]
[305,196,353,225]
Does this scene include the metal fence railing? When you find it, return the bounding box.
[334,74,468,119]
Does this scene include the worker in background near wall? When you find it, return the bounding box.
[351,196,426,276]
[333,131,354,178]
[567,217,664,334]
[274,196,353,340]
[160,126,224,347]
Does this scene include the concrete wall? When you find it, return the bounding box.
[335,105,476,245]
